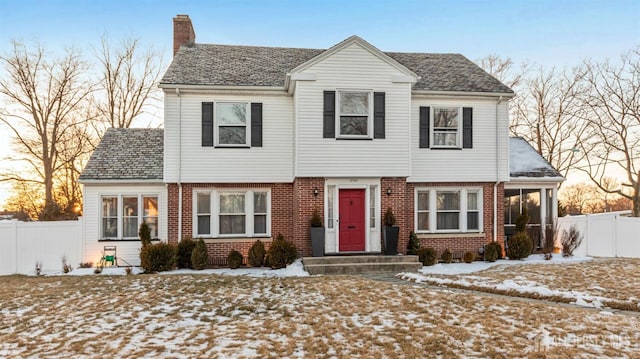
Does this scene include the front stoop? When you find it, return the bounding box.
[302,255,422,275]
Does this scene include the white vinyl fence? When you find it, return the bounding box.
[0,218,83,275]
[557,211,640,258]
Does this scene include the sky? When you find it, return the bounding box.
[0,0,638,209]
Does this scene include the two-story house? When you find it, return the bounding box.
[78,15,563,266]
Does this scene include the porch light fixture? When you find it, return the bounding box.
[313,187,319,197]
[386,188,392,196]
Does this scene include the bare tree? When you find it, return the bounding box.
[94,35,163,129]
[0,40,93,218]
[578,47,640,216]
[511,66,589,181]
[476,54,528,90]
[559,183,602,214]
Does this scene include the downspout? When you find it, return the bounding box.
[493,96,504,242]
[176,88,183,242]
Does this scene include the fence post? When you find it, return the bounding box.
[613,214,618,258]
[13,219,18,274]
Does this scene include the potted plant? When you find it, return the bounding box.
[382,207,399,255]
[310,209,325,257]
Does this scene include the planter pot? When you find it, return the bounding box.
[382,226,399,255]
[310,227,325,257]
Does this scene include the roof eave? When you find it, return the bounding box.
[159,83,286,92]
[79,178,164,184]
[413,90,515,98]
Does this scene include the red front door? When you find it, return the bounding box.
[339,189,366,252]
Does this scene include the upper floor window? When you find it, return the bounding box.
[432,107,460,148]
[338,90,371,138]
[216,102,249,146]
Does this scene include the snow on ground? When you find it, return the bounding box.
[39,259,309,278]
[399,255,640,310]
[417,254,592,275]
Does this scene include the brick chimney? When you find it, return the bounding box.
[173,14,195,56]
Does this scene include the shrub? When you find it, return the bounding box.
[441,249,453,264]
[139,222,152,247]
[79,262,93,269]
[407,232,420,255]
[507,232,533,260]
[228,250,243,269]
[140,242,177,273]
[94,266,102,274]
[485,242,503,261]
[515,207,529,234]
[191,239,209,270]
[561,225,583,257]
[310,209,323,227]
[484,243,498,262]
[383,207,396,226]
[267,233,297,269]
[177,237,196,269]
[417,247,437,266]
[35,261,42,276]
[248,240,266,267]
[125,266,133,275]
[463,251,475,263]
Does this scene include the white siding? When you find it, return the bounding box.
[295,42,412,177]
[164,91,294,183]
[409,97,510,182]
[83,183,167,266]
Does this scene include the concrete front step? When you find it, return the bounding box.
[303,255,422,275]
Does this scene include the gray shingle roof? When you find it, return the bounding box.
[79,128,164,181]
[161,43,513,94]
[509,137,563,179]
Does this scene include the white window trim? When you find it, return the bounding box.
[192,188,271,239]
[414,187,483,234]
[336,89,373,139]
[214,101,251,147]
[100,194,160,240]
[431,106,462,149]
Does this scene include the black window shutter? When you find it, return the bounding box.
[463,107,473,149]
[251,103,263,147]
[419,106,430,148]
[373,92,385,139]
[202,102,213,147]
[323,91,336,138]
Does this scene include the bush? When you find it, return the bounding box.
[507,232,533,260]
[62,257,72,273]
[515,207,529,234]
[228,250,243,269]
[79,262,93,269]
[561,225,583,257]
[310,209,323,227]
[266,234,297,269]
[383,207,396,226]
[248,240,266,267]
[139,222,152,247]
[191,239,209,270]
[407,232,420,255]
[484,243,498,262]
[417,247,437,266]
[177,237,196,269]
[441,249,453,264]
[485,242,503,261]
[463,251,475,263]
[140,242,177,273]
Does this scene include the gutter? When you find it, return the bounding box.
[494,96,504,243]
[177,88,183,243]
[413,90,515,98]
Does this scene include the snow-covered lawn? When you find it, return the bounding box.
[399,255,640,311]
[2,263,639,357]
